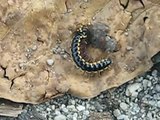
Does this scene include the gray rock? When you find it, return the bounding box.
[151,70,158,77]
[84,110,89,116]
[54,114,66,120]
[117,114,129,120]
[46,108,51,112]
[120,102,129,111]
[70,100,76,105]
[113,109,121,117]
[155,84,160,92]
[55,110,61,115]
[61,104,66,109]
[76,105,85,111]
[67,105,77,111]
[126,83,142,97]
[62,108,68,113]
[142,79,150,89]
[51,105,55,110]
[157,101,160,108]
[73,113,78,118]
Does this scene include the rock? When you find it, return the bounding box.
[70,100,76,105]
[51,105,55,110]
[157,101,160,108]
[62,108,68,113]
[151,70,158,77]
[113,109,121,117]
[84,110,90,116]
[73,113,78,118]
[55,110,61,115]
[54,114,66,120]
[126,83,142,97]
[76,105,85,111]
[117,114,129,120]
[155,84,160,92]
[67,105,76,111]
[46,59,54,66]
[0,67,4,78]
[0,0,159,104]
[46,108,51,112]
[120,102,129,111]
[142,80,150,89]
[32,45,37,51]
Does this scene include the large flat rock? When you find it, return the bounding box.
[0,0,159,103]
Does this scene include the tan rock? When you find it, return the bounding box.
[0,0,159,104]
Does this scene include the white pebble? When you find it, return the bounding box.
[51,105,55,110]
[84,110,90,116]
[157,101,160,108]
[61,104,66,109]
[126,83,142,97]
[117,114,129,120]
[155,84,160,92]
[120,102,129,111]
[76,105,85,111]
[142,80,149,89]
[73,117,77,120]
[46,59,54,66]
[32,45,37,51]
[54,114,66,120]
[55,110,61,115]
[113,109,121,117]
[151,70,158,77]
[67,105,76,111]
[62,108,68,113]
[70,100,76,105]
[46,108,51,111]
[73,113,78,118]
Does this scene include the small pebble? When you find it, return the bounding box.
[62,108,68,113]
[55,110,61,115]
[113,109,121,117]
[76,105,85,111]
[117,114,129,120]
[151,70,158,77]
[46,59,54,66]
[32,45,37,51]
[54,114,66,120]
[155,84,160,92]
[51,105,55,110]
[67,105,76,111]
[126,83,142,97]
[120,102,129,111]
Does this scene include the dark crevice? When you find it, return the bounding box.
[151,51,160,64]
[119,0,145,9]
[10,79,15,89]
[0,65,9,80]
[65,0,69,12]
[119,0,129,9]
[10,73,26,90]
[143,16,148,23]
[139,0,145,8]
[36,38,44,44]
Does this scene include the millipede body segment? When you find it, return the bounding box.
[71,26,112,72]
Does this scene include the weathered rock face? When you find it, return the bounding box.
[0,0,159,104]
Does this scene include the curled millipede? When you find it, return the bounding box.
[71,25,112,72]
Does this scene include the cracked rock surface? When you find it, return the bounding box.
[0,66,159,120]
[0,0,160,103]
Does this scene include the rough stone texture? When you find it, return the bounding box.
[0,0,160,104]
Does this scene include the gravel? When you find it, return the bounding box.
[0,64,160,120]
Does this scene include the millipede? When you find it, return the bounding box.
[71,25,112,72]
